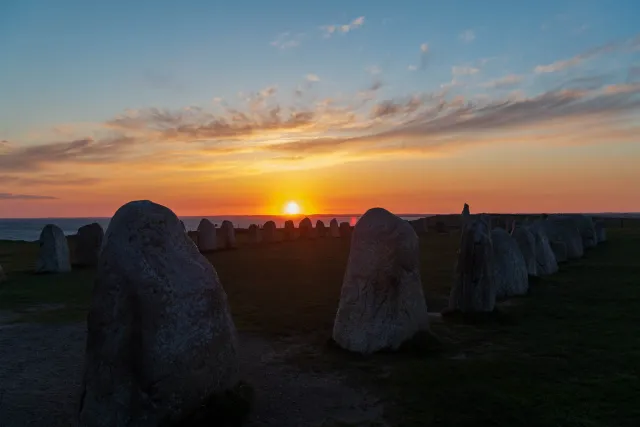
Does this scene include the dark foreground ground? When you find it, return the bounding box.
[0,229,639,426]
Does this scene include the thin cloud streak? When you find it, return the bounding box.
[321,16,365,38]
[0,193,58,200]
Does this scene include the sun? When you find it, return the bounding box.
[284,201,301,215]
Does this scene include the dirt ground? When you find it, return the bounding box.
[0,314,386,427]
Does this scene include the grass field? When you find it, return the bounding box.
[1,228,639,426]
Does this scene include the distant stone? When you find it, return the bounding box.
[410,218,428,234]
[299,217,315,239]
[263,221,277,243]
[491,228,529,299]
[36,224,71,273]
[544,217,584,259]
[219,220,237,249]
[197,218,217,252]
[550,240,568,263]
[75,223,104,267]
[595,220,607,243]
[79,200,241,427]
[339,222,351,238]
[572,214,597,249]
[187,230,199,245]
[329,219,340,238]
[511,225,538,277]
[448,216,496,313]
[248,224,262,243]
[332,208,429,354]
[315,220,327,237]
[527,222,559,275]
[284,220,295,240]
[0,264,6,283]
[462,203,470,218]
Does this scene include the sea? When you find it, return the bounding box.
[0,214,428,242]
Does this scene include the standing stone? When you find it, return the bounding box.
[332,208,429,354]
[78,200,240,427]
[491,229,529,299]
[315,220,327,237]
[197,219,217,252]
[511,225,538,277]
[75,223,104,267]
[36,224,71,273]
[329,219,340,238]
[409,218,428,235]
[544,217,584,259]
[263,221,277,243]
[0,264,6,283]
[461,203,471,229]
[448,216,496,313]
[595,220,607,243]
[284,220,295,240]
[339,222,351,238]
[187,230,199,246]
[219,220,237,249]
[248,224,262,243]
[298,217,315,239]
[559,214,597,249]
[528,222,559,275]
[550,240,568,263]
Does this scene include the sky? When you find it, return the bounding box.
[1,0,640,217]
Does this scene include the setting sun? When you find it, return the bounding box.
[284,201,301,215]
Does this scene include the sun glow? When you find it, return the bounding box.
[284,201,301,215]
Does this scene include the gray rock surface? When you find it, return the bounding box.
[544,217,584,259]
[448,216,496,313]
[248,224,262,243]
[299,217,315,239]
[332,208,429,354]
[491,228,529,299]
[263,221,277,243]
[329,219,340,238]
[550,240,568,263]
[284,220,295,241]
[197,218,217,252]
[78,200,240,427]
[562,214,597,249]
[36,224,71,273]
[75,223,104,267]
[528,222,559,275]
[511,226,538,277]
[219,220,237,249]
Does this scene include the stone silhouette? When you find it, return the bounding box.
[315,220,327,237]
[197,218,217,252]
[219,220,237,249]
[491,228,529,299]
[544,217,584,259]
[263,221,277,243]
[284,220,295,240]
[448,216,496,313]
[0,264,6,283]
[339,222,352,238]
[511,225,538,277]
[78,200,240,427]
[528,222,559,275]
[332,208,429,354]
[248,224,262,243]
[550,240,568,263]
[298,217,315,239]
[75,223,104,267]
[36,224,71,273]
[329,219,340,238]
[595,220,607,243]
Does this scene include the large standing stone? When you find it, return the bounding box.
[75,223,104,267]
[78,200,240,427]
[544,217,584,259]
[448,216,496,313]
[595,220,607,243]
[332,208,429,354]
[315,220,327,237]
[339,222,351,238]
[197,219,217,252]
[461,203,471,228]
[0,264,6,283]
[528,222,559,275]
[550,240,568,263]
[561,214,597,249]
[329,219,340,238]
[298,217,315,239]
[511,225,538,277]
[262,221,277,243]
[491,228,529,299]
[219,220,237,249]
[284,220,295,240]
[248,224,262,243]
[36,224,71,273]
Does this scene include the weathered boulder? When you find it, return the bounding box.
[75,223,104,267]
[180,220,186,231]
[197,219,217,252]
[78,200,241,427]
[544,217,584,259]
[511,225,538,277]
[36,224,71,273]
[262,221,277,243]
[0,264,6,283]
[315,220,326,237]
[448,216,496,313]
[561,214,597,249]
[329,219,340,238]
[550,240,568,263]
[248,224,262,243]
[284,220,295,240]
[298,217,315,239]
[491,228,529,299]
[219,220,237,249]
[528,222,559,275]
[332,208,429,354]
[595,220,606,243]
[339,222,351,238]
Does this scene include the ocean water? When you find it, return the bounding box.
[0,214,427,241]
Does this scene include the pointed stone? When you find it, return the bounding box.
[329,219,340,238]
[75,223,104,267]
[36,224,71,273]
[219,220,237,249]
[491,228,529,299]
[263,221,277,243]
[511,225,538,277]
[528,221,559,275]
[298,217,315,239]
[315,220,327,237]
[197,218,217,252]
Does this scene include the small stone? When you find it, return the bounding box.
[219,220,237,249]
[197,218,217,252]
[36,224,71,273]
[329,219,340,238]
[262,221,277,243]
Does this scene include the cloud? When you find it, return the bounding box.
[0,174,102,186]
[0,193,58,200]
[534,41,620,73]
[408,65,418,71]
[481,74,524,89]
[420,43,429,53]
[366,65,381,75]
[321,16,365,37]
[459,30,475,43]
[306,74,320,82]
[270,32,304,49]
[452,66,480,76]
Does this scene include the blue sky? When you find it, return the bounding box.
[1,0,640,216]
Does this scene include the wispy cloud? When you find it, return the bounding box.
[306,74,320,82]
[321,16,365,38]
[459,29,475,43]
[452,65,480,76]
[0,193,58,200]
[366,65,381,75]
[408,43,430,71]
[534,41,620,73]
[408,65,418,71]
[270,32,304,49]
[0,174,102,186]
[481,74,524,89]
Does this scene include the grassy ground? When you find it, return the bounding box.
[0,229,638,426]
